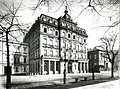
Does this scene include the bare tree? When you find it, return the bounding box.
[0,0,27,88]
[32,0,119,28]
[97,32,119,78]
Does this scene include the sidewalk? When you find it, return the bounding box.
[0,72,120,89]
[71,79,120,89]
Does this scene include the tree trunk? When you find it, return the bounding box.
[111,63,114,78]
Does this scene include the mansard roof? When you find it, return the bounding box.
[24,12,88,42]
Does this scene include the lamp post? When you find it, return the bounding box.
[41,55,43,75]
[63,52,66,84]
[63,42,68,84]
[92,59,96,80]
[92,63,95,80]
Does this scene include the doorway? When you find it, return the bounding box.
[68,62,72,73]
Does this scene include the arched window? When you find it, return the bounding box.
[68,34,70,38]
[55,31,58,36]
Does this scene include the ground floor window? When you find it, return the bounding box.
[44,60,49,74]
[68,62,72,73]
[15,67,19,72]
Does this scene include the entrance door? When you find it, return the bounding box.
[68,62,72,73]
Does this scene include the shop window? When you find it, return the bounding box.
[24,67,26,72]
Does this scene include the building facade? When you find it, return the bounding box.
[88,48,111,73]
[24,8,88,75]
[13,43,29,75]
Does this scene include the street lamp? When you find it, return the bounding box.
[63,42,68,84]
[63,52,67,84]
[41,55,43,75]
[92,61,96,80]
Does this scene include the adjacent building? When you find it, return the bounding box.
[23,8,88,75]
[88,48,111,73]
[0,32,13,75]
[13,43,29,75]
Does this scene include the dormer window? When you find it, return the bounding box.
[73,35,75,39]
[84,39,86,42]
[68,34,70,38]
[44,28,47,33]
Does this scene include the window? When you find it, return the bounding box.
[74,53,76,58]
[56,62,59,71]
[55,40,58,46]
[23,47,27,53]
[44,38,47,44]
[49,29,52,34]
[68,34,70,38]
[18,46,20,51]
[55,50,58,57]
[24,67,26,72]
[14,58,16,63]
[81,38,83,42]
[55,31,58,36]
[50,50,53,57]
[44,28,47,33]
[62,32,65,36]
[77,45,79,51]
[77,37,79,41]
[94,54,97,59]
[81,54,83,58]
[18,58,20,62]
[74,44,76,49]
[73,35,75,39]
[89,55,92,59]
[75,65,76,70]
[77,54,79,58]
[84,39,86,42]
[15,67,19,72]
[24,57,27,63]
[81,46,83,50]
[44,49,47,56]
[50,39,53,45]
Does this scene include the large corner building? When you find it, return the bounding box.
[23,8,88,75]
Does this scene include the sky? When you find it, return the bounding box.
[0,0,119,49]
[18,0,119,49]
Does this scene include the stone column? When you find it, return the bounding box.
[87,61,89,72]
[84,62,86,73]
[49,60,50,75]
[80,62,82,73]
[42,60,44,75]
[54,61,56,74]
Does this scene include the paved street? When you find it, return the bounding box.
[0,72,120,89]
[71,79,120,89]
